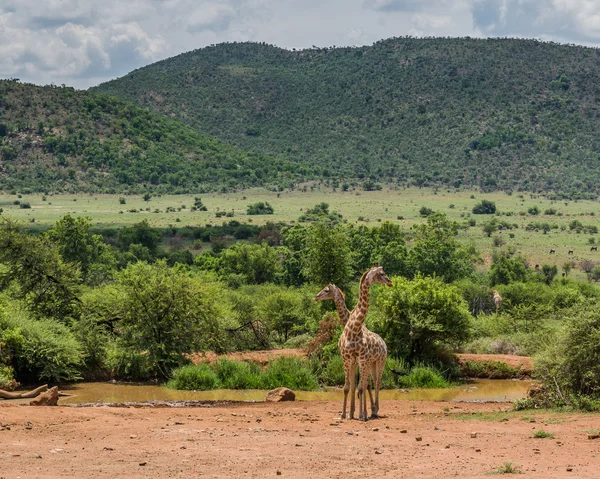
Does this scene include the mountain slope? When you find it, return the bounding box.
[93,38,600,197]
[0,80,297,193]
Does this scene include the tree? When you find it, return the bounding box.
[220,243,282,284]
[472,200,496,214]
[259,290,305,342]
[376,276,471,363]
[541,264,558,285]
[95,261,225,378]
[408,213,476,282]
[482,219,498,237]
[0,218,81,321]
[303,222,352,291]
[489,251,528,285]
[246,202,274,215]
[118,220,162,256]
[45,215,116,284]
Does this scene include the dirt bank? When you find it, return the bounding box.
[1,398,599,478]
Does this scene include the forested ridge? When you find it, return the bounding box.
[94,37,600,197]
[0,80,298,193]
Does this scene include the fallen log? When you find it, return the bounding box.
[0,385,48,400]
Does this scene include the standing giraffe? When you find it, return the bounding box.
[492,290,502,313]
[314,283,387,418]
[340,266,392,421]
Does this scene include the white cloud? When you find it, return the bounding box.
[187,3,237,33]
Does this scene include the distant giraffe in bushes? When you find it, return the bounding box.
[314,282,387,418]
[492,290,502,313]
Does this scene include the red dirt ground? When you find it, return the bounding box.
[2,399,600,478]
[456,354,534,375]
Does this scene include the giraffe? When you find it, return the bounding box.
[314,282,383,417]
[492,289,502,313]
[327,267,392,421]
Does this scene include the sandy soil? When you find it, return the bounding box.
[1,398,600,479]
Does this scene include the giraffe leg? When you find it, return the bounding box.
[348,363,357,420]
[371,360,384,419]
[341,361,352,419]
[369,364,378,418]
[358,362,369,421]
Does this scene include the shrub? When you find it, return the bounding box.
[531,430,554,439]
[105,342,151,380]
[167,363,220,390]
[19,202,31,209]
[396,365,450,388]
[535,301,600,404]
[460,360,522,379]
[419,206,434,217]
[261,356,319,390]
[528,205,540,215]
[247,202,274,215]
[376,276,471,363]
[213,358,262,389]
[0,307,83,382]
[472,200,496,214]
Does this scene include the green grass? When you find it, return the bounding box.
[3,186,599,275]
[531,430,554,438]
[167,356,319,391]
[491,462,523,475]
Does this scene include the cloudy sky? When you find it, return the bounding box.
[1,0,599,89]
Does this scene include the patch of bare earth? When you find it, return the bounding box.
[189,348,306,366]
[1,399,599,478]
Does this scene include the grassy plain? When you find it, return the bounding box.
[1,186,599,276]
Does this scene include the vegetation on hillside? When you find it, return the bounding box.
[0,80,298,193]
[94,38,600,198]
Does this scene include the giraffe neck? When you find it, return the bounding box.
[331,288,349,324]
[347,271,372,335]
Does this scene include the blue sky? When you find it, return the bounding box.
[1,0,599,89]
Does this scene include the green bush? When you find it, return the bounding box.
[317,354,346,386]
[0,365,16,389]
[376,276,471,363]
[167,363,220,390]
[460,360,522,379]
[213,358,262,389]
[472,200,496,214]
[105,341,151,381]
[535,301,600,405]
[261,356,319,391]
[0,307,83,382]
[396,365,451,388]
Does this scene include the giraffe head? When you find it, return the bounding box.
[314,283,343,302]
[366,266,393,287]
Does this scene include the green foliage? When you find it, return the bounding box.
[92,39,600,197]
[260,356,319,391]
[219,243,282,285]
[527,205,540,215]
[167,363,220,390]
[0,218,81,321]
[472,200,496,214]
[408,213,477,282]
[105,341,151,381]
[460,360,523,379]
[531,430,554,439]
[246,202,274,215]
[493,462,522,475]
[169,356,319,391]
[298,203,343,225]
[0,80,292,193]
[395,365,451,388]
[303,222,352,290]
[376,276,471,363]
[419,206,434,217]
[89,261,226,378]
[535,301,600,401]
[213,358,262,389]
[489,251,528,285]
[46,215,116,285]
[0,304,83,382]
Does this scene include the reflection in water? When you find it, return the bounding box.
[58,379,532,405]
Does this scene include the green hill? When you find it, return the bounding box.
[0,80,297,193]
[93,37,600,198]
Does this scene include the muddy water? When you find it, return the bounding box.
[56,379,533,405]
